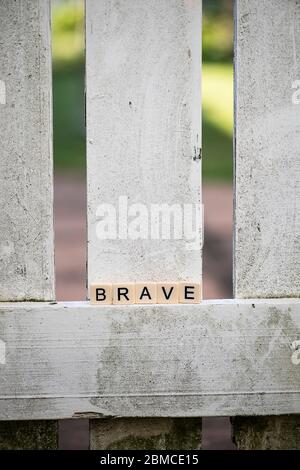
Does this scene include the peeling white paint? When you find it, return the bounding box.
[86,0,202,288]
[291,340,300,365]
[0,241,14,257]
[0,0,54,301]
[0,340,5,365]
[0,80,5,105]
[234,0,300,298]
[0,300,299,420]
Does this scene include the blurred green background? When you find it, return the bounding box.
[52,0,233,181]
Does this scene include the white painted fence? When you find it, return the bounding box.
[0,0,299,450]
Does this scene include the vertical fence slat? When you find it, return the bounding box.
[86,0,202,450]
[0,0,57,449]
[234,0,300,300]
[233,0,300,449]
[0,0,54,302]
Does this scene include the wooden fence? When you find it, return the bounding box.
[0,0,299,450]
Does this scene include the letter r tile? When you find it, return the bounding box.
[113,283,136,304]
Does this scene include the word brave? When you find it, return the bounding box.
[90,282,202,305]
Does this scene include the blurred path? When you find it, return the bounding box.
[54,174,235,449]
[54,174,86,301]
[203,184,233,299]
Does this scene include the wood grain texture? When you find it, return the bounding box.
[0,300,299,420]
[86,0,202,449]
[233,0,300,449]
[0,0,56,449]
[234,0,300,299]
[0,0,54,301]
[86,0,202,287]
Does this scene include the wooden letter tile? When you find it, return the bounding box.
[90,283,113,305]
[113,283,136,304]
[157,282,179,304]
[179,282,202,303]
[135,282,157,304]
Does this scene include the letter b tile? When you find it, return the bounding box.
[90,284,113,305]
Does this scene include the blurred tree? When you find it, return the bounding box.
[203,0,233,63]
[52,0,84,70]
[52,0,85,171]
[202,0,233,181]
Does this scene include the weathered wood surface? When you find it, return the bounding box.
[0,0,54,301]
[0,299,299,421]
[233,0,300,449]
[0,0,56,449]
[86,0,202,287]
[86,0,202,449]
[234,0,300,299]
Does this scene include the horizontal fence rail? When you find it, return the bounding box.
[0,299,299,420]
